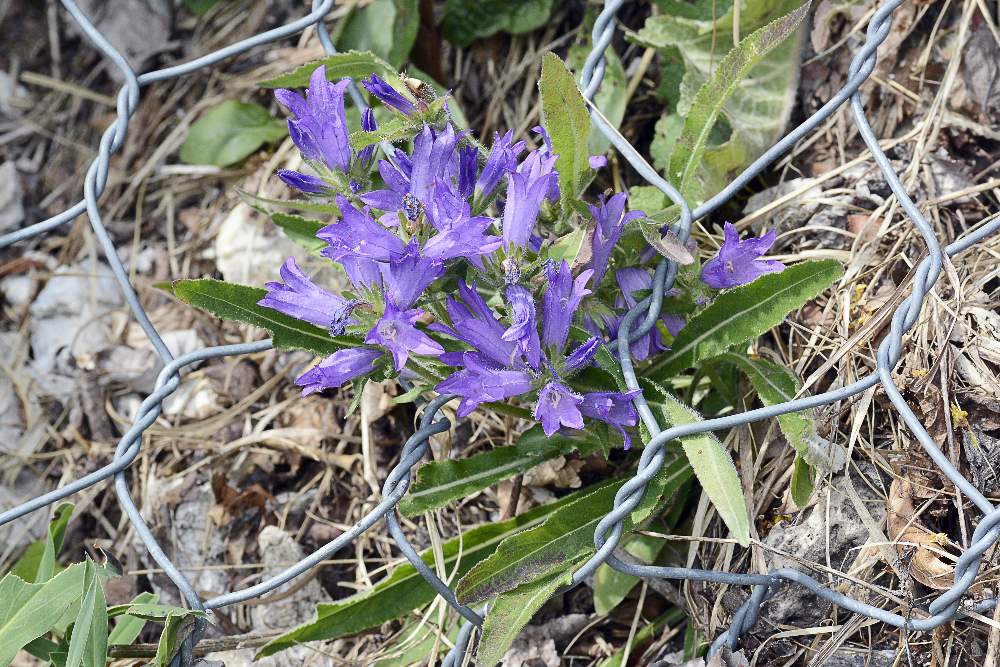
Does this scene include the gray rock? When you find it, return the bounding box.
[72,0,172,78]
[759,463,886,629]
[0,162,24,232]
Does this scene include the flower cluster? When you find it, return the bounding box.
[258,67,784,448]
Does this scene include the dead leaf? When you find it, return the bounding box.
[847,214,880,245]
[887,478,959,591]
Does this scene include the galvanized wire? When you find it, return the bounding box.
[2,0,999,664]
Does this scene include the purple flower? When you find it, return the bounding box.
[296,348,383,396]
[564,336,601,372]
[475,130,525,202]
[618,268,685,355]
[701,222,784,289]
[319,195,405,262]
[276,169,328,195]
[542,261,593,350]
[589,155,608,169]
[588,268,685,361]
[588,193,644,286]
[501,150,558,249]
[579,390,640,449]
[437,352,534,418]
[340,255,383,291]
[431,282,518,368]
[380,241,444,309]
[360,125,457,216]
[259,257,352,330]
[357,107,378,168]
[365,298,444,370]
[274,66,351,172]
[533,381,584,436]
[458,145,477,199]
[502,284,542,370]
[361,74,415,115]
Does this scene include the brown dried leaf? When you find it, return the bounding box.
[887,479,957,591]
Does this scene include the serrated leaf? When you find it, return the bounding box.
[0,564,86,666]
[64,560,107,667]
[239,188,342,216]
[539,53,591,203]
[336,0,418,68]
[713,352,822,484]
[180,101,287,167]
[106,603,209,622]
[259,51,397,89]
[441,0,555,47]
[168,279,356,356]
[11,502,73,583]
[399,426,597,516]
[348,114,417,150]
[568,44,626,155]
[456,454,691,605]
[659,393,749,546]
[108,593,158,646]
[476,565,576,667]
[258,492,583,657]
[644,260,843,380]
[635,0,808,201]
[270,212,328,254]
[668,2,810,197]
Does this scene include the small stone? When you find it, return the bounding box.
[0,162,25,233]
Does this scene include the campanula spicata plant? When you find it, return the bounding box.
[180,62,794,450]
[167,41,844,662]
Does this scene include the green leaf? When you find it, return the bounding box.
[712,352,823,504]
[270,212,328,254]
[539,53,592,203]
[259,51,397,89]
[258,492,584,657]
[476,566,576,667]
[456,454,691,605]
[180,101,287,167]
[108,593,158,646]
[658,393,750,546]
[593,534,665,615]
[168,279,357,356]
[183,0,219,15]
[791,453,814,506]
[441,0,555,47]
[64,560,107,667]
[348,114,417,150]
[106,603,208,622]
[336,0,418,68]
[239,189,342,217]
[0,564,86,666]
[11,502,73,583]
[568,44,626,155]
[669,2,810,197]
[644,260,843,380]
[398,426,598,516]
[546,228,588,265]
[635,0,809,201]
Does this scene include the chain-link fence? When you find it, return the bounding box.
[3,0,1000,664]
